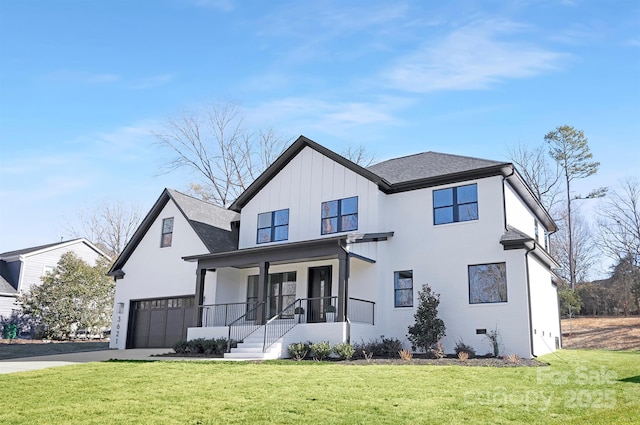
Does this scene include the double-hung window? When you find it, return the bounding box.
[433,184,478,225]
[257,209,289,244]
[161,217,174,247]
[394,270,413,307]
[468,263,507,304]
[321,196,358,235]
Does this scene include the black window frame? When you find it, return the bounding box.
[468,262,507,304]
[394,270,413,308]
[256,208,289,244]
[433,184,478,225]
[321,196,358,235]
[160,217,174,248]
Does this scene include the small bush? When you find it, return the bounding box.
[457,351,469,362]
[288,342,309,361]
[172,338,231,355]
[310,341,332,361]
[504,354,520,364]
[485,327,501,357]
[398,349,413,361]
[173,340,189,354]
[333,342,355,360]
[454,339,476,358]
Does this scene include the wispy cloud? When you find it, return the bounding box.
[42,70,120,84]
[384,20,568,93]
[128,74,174,90]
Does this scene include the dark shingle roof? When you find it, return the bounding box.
[167,189,239,253]
[367,151,506,185]
[0,239,84,258]
[108,189,240,277]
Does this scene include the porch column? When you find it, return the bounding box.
[194,268,207,327]
[256,261,270,325]
[337,249,349,322]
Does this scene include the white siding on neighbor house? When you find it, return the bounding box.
[0,295,17,319]
[529,254,561,356]
[368,175,533,357]
[109,200,210,349]
[17,242,104,294]
[238,146,382,249]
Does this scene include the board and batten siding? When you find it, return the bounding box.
[529,254,561,356]
[238,146,381,249]
[109,200,212,349]
[504,182,547,243]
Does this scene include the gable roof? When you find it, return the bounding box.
[0,239,108,262]
[108,189,239,277]
[229,135,556,232]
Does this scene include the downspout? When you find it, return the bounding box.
[524,242,536,358]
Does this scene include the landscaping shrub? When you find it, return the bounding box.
[428,341,445,359]
[350,336,403,359]
[333,342,355,360]
[407,283,446,352]
[288,342,310,361]
[310,341,331,361]
[172,338,231,355]
[454,339,476,358]
[398,349,413,361]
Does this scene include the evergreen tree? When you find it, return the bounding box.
[407,284,446,352]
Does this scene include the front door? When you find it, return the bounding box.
[268,272,297,319]
[308,266,332,323]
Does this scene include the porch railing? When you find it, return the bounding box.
[201,302,260,327]
[348,297,375,325]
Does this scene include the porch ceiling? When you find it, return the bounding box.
[183,233,391,270]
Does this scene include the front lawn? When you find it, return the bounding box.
[0,349,638,424]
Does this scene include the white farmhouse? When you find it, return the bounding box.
[109,136,561,359]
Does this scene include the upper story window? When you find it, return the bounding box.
[161,217,174,247]
[321,196,358,235]
[394,270,413,307]
[257,209,289,244]
[469,262,507,304]
[433,184,478,225]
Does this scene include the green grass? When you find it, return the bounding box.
[0,350,638,424]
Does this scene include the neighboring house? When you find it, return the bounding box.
[109,136,561,360]
[0,239,108,319]
[107,189,239,349]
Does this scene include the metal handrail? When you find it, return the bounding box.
[347,297,375,325]
[226,302,265,352]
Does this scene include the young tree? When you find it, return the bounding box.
[154,102,291,207]
[66,200,143,260]
[545,125,605,288]
[19,252,114,340]
[407,284,446,352]
[551,208,599,285]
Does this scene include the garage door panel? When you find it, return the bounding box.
[129,296,195,348]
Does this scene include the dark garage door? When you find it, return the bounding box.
[129,296,196,348]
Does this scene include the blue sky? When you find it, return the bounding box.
[1,0,639,258]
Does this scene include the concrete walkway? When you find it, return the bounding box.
[0,349,236,374]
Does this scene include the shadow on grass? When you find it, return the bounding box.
[620,375,640,384]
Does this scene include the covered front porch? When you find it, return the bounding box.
[183,234,390,359]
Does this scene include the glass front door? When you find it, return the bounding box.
[268,272,297,318]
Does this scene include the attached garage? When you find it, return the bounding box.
[128,296,196,348]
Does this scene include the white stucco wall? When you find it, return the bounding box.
[529,254,561,356]
[109,200,211,349]
[238,146,382,249]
